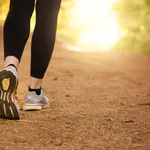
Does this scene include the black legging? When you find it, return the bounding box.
[4,0,62,79]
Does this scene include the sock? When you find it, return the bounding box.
[29,86,41,95]
[7,64,17,70]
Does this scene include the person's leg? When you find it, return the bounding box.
[23,0,62,111]
[0,0,35,119]
[30,0,62,89]
[4,0,35,68]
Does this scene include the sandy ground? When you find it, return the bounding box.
[0,25,150,150]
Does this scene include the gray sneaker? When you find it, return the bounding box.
[0,66,19,120]
[23,87,49,111]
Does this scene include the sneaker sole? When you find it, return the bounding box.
[23,103,49,111]
[0,70,19,120]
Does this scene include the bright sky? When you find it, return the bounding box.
[72,0,120,50]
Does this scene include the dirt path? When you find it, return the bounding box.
[0,25,150,150]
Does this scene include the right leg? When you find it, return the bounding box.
[23,0,62,111]
[29,0,61,90]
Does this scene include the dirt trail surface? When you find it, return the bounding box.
[0,25,150,150]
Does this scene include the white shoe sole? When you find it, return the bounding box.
[23,103,49,111]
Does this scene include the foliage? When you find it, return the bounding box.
[0,0,9,21]
[57,0,79,43]
[112,0,150,52]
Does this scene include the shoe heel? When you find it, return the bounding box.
[0,70,19,120]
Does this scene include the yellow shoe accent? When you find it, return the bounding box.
[2,78,10,91]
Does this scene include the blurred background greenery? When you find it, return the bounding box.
[0,0,150,53]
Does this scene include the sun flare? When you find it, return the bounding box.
[71,0,120,50]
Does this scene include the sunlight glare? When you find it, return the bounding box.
[72,0,119,50]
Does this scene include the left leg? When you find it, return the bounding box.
[0,0,35,119]
[4,0,35,66]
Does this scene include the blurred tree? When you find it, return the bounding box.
[0,0,9,21]
[112,0,150,52]
[57,0,80,43]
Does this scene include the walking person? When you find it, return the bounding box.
[0,0,62,120]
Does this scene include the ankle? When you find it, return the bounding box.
[29,85,41,89]
[30,77,42,89]
[5,56,19,68]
